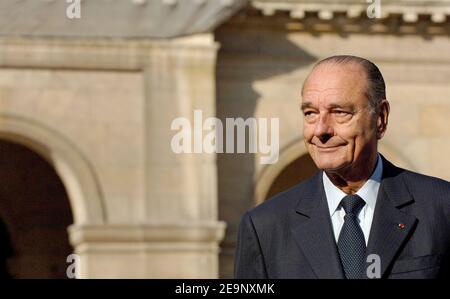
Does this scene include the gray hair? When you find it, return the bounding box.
[312,55,386,114]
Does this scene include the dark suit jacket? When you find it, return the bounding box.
[235,156,450,279]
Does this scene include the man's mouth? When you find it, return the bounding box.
[313,144,343,151]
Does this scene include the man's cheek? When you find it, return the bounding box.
[303,128,314,142]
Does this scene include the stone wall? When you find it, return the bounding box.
[0,35,225,278]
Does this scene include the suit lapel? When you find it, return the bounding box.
[290,171,345,279]
[365,157,418,278]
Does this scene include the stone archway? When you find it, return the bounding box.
[0,140,74,278]
[0,114,107,278]
[0,114,106,225]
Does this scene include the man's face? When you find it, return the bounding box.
[301,62,378,173]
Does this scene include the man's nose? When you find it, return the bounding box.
[313,113,334,143]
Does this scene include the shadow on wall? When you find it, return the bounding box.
[214,24,317,278]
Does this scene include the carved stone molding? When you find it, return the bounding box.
[0,0,247,38]
[2,1,446,38]
[0,34,217,70]
[221,1,450,35]
[68,222,226,278]
[252,0,450,23]
[69,222,226,244]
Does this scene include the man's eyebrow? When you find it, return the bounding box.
[301,101,355,110]
[300,102,314,110]
[327,102,355,109]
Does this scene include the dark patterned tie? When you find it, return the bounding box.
[337,194,366,279]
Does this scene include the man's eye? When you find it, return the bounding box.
[334,110,349,115]
[304,111,316,116]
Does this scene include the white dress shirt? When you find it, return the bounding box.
[323,154,383,245]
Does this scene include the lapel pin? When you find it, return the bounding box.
[398,223,406,229]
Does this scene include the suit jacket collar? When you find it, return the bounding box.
[290,155,417,279]
[290,171,345,278]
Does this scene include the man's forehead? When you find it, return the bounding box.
[301,85,369,109]
[302,63,368,102]
[303,62,367,89]
[302,87,360,103]
[303,87,346,97]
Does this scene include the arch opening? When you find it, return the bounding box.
[0,139,73,278]
[0,114,106,225]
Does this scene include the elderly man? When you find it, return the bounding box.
[234,55,450,279]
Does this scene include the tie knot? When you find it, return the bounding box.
[340,194,365,216]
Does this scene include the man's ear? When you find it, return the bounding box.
[376,99,390,140]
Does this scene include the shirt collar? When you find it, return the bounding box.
[323,153,383,216]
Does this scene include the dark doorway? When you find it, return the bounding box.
[0,140,74,278]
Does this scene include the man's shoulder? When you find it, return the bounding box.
[397,167,450,192]
[382,156,450,194]
[389,166,450,222]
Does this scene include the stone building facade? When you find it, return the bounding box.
[0,0,448,278]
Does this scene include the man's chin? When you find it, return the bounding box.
[313,159,349,172]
